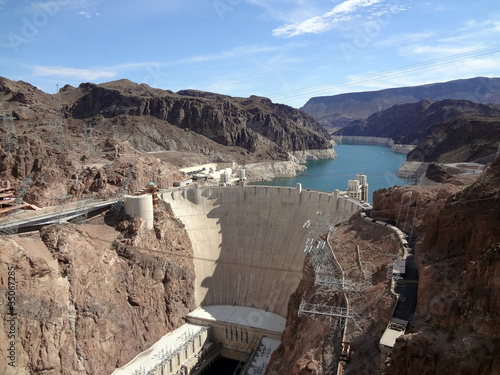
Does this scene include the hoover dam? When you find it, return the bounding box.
[159,184,361,318]
[113,184,363,374]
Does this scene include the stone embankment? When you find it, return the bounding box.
[242,160,306,181]
[242,148,336,181]
[331,136,415,154]
[289,148,337,163]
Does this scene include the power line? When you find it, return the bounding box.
[269,45,500,103]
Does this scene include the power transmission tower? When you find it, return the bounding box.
[111,166,134,214]
[386,254,403,281]
[359,260,376,287]
[111,123,119,141]
[72,193,94,224]
[304,211,344,287]
[298,300,354,329]
[16,175,33,204]
[53,84,67,150]
[2,111,18,154]
[83,122,95,155]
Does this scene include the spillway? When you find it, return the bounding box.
[159,184,361,318]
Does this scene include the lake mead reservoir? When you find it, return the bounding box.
[251,144,409,202]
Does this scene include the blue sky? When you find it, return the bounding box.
[1,0,500,108]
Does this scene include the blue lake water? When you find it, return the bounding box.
[250,144,410,202]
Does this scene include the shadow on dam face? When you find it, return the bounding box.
[160,185,360,318]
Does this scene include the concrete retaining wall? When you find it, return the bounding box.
[159,185,360,317]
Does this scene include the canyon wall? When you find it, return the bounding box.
[372,157,500,374]
[0,202,195,375]
[266,214,402,374]
[302,77,500,130]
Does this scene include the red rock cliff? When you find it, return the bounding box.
[0,201,195,374]
[373,157,500,374]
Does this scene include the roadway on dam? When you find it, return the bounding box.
[159,184,362,318]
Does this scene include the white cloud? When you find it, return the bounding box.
[397,19,500,61]
[180,45,284,64]
[273,0,385,37]
[110,44,291,72]
[247,0,326,23]
[78,11,91,18]
[33,66,117,80]
[36,44,290,85]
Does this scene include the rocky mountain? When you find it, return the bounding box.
[370,156,500,374]
[0,76,335,205]
[0,202,196,374]
[301,77,500,131]
[333,99,500,163]
[0,77,331,158]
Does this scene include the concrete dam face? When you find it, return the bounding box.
[160,185,361,318]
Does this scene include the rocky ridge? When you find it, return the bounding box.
[0,77,331,158]
[0,201,195,374]
[0,76,336,205]
[302,77,500,131]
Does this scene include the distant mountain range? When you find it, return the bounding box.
[301,77,500,132]
[333,99,500,163]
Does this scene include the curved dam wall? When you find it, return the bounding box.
[159,185,361,317]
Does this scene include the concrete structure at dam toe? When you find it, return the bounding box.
[159,184,362,318]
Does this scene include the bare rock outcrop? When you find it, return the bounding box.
[372,157,500,374]
[0,134,180,207]
[267,216,401,374]
[0,202,195,374]
[1,76,331,159]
